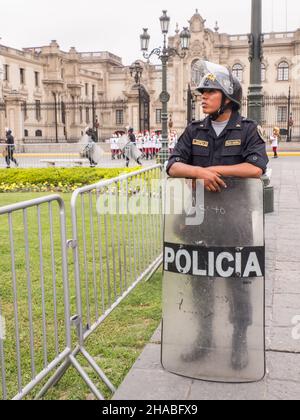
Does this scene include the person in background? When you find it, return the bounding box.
[81,127,98,167]
[125,128,143,168]
[270,127,280,159]
[5,129,18,169]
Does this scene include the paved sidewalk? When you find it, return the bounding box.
[267,142,300,156]
[113,157,300,401]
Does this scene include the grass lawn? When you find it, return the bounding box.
[0,192,163,400]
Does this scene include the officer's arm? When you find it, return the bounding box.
[241,122,269,174]
[166,127,193,176]
[167,126,227,191]
[169,162,203,179]
[207,163,263,179]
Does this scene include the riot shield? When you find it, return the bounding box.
[124,143,143,161]
[162,178,265,383]
[118,136,143,161]
[117,135,129,151]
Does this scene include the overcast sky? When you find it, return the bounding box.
[0,0,299,65]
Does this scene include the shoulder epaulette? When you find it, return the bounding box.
[190,119,203,125]
[241,117,257,124]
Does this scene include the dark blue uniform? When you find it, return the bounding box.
[167,112,269,175]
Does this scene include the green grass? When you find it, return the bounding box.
[0,192,163,400]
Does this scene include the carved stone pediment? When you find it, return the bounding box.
[190,40,205,56]
[189,10,206,33]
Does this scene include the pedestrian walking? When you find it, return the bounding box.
[80,127,98,167]
[4,129,18,169]
[121,128,143,168]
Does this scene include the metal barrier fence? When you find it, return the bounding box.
[37,165,163,400]
[0,196,72,400]
[71,165,163,344]
[0,165,164,400]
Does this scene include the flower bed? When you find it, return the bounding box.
[0,167,138,193]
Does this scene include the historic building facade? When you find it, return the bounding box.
[1,10,300,143]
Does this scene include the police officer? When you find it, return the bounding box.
[125,128,142,168]
[167,61,268,190]
[166,61,269,371]
[5,129,19,169]
[84,127,98,167]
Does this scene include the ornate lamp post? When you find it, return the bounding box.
[287,86,293,142]
[129,61,144,133]
[140,11,191,163]
[248,0,264,124]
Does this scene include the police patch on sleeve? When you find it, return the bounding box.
[257,125,267,143]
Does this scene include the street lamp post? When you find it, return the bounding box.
[53,92,59,143]
[248,0,264,124]
[130,61,144,133]
[92,85,98,141]
[140,11,191,164]
[287,86,293,142]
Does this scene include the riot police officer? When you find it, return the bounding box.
[125,128,142,168]
[167,61,268,190]
[166,61,269,371]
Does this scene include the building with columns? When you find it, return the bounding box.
[1,10,300,143]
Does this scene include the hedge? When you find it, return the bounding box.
[0,167,139,193]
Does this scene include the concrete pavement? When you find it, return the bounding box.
[113,156,300,401]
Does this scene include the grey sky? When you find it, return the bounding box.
[0,0,299,65]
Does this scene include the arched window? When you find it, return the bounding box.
[232,64,243,82]
[24,129,29,137]
[261,63,266,82]
[191,60,202,87]
[278,61,289,81]
[35,130,42,137]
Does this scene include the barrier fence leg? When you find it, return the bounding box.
[36,347,115,401]
[35,354,75,400]
[68,355,105,401]
[80,348,116,394]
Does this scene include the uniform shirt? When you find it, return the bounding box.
[129,133,136,144]
[6,134,15,145]
[167,112,269,175]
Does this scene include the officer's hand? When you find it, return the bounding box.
[197,168,227,193]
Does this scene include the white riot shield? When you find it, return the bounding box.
[118,135,142,161]
[162,178,265,383]
[117,135,129,152]
[124,143,143,161]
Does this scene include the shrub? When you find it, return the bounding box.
[0,168,139,193]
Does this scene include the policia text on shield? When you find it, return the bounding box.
[162,61,269,383]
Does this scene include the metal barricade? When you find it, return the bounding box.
[0,196,72,400]
[0,166,164,399]
[35,165,164,400]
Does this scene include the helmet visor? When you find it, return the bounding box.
[196,61,234,96]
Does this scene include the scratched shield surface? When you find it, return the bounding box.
[161,178,265,383]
